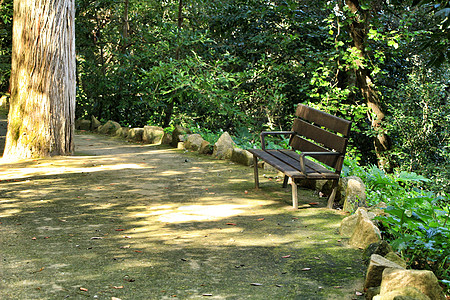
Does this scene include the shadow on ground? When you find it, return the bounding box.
[0,129,365,299]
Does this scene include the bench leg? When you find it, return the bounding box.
[327,179,339,209]
[282,175,289,188]
[288,177,298,209]
[253,155,259,189]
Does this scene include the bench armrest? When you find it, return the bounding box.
[298,151,341,174]
[260,131,295,150]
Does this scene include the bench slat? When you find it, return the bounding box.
[291,118,348,153]
[248,149,305,178]
[289,135,341,169]
[267,150,317,174]
[296,104,351,136]
[248,149,339,179]
[278,150,335,175]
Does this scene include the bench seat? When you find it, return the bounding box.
[248,104,351,209]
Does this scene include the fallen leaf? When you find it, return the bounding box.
[134,250,142,253]
[334,286,342,289]
[120,245,130,249]
[31,267,45,274]
[257,218,265,221]
[80,287,88,292]
[115,229,125,231]
[309,202,319,205]
[226,223,237,226]
[31,237,37,240]
[282,255,291,258]
[112,286,124,289]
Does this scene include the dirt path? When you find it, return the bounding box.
[0,131,365,299]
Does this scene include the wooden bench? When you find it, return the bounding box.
[247,104,352,209]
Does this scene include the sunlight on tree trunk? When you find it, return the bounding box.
[345,0,392,171]
[4,0,75,160]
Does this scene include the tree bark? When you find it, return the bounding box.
[4,0,76,159]
[345,0,392,171]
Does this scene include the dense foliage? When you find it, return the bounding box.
[344,161,450,292]
[1,1,449,184]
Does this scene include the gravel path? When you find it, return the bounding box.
[0,129,365,299]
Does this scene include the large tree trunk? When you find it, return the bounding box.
[4,0,76,160]
[345,0,392,171]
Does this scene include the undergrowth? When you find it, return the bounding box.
[344,161,450,293]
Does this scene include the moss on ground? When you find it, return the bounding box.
[0,133,365,299]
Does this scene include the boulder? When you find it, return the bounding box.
[213,132,235,159]
[340,207,373,237]
[373,286,431,300]
[116,127,130,138]
[384,252,407,269]
[185,134,204,152]
[0,95,8,108]
[91,116,101,131]
[366,286,381,300]
[364,254,406,290]
[342,176,367,213]
[127,128,144,142]
[363,241,393,265]
[77,120,91,131]
[340,212,359,237]
[171,125,190,147]
[349,208,381,249]
[231,148,254,166]
[199,140,213,155]
[317,179,334,196]
[161,132,173,145]
[143,126,164,144]
[98,120,121,135]
[379,269,445,300]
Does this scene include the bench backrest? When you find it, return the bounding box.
[289,104,352,172]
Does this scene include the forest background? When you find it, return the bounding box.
[1,0,449,191]
[1,0,450,293]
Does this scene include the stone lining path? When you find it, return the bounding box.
[0,127,365,299]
